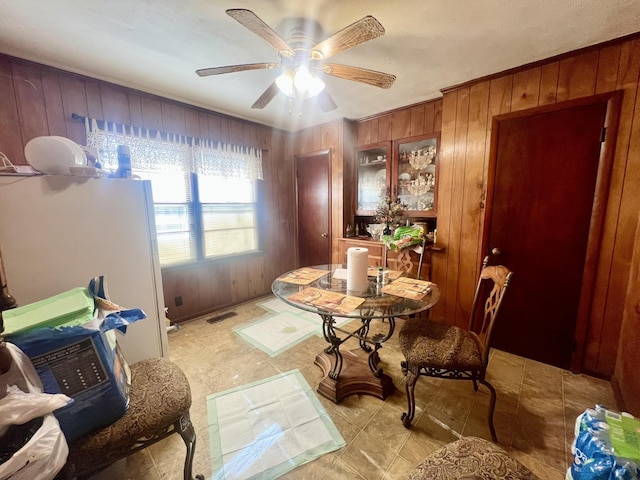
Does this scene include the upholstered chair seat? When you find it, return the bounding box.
[399,319,483,371]
[60,357,203,480]
[407,436,539,480]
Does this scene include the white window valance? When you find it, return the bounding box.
[193,139,262,180]
[84,117,263,180]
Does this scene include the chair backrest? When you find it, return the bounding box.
[469,256,514,367]
[388,237,426,279]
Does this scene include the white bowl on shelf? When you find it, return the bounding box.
[24,136,87,175]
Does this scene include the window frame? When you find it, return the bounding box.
[152,172,262,269]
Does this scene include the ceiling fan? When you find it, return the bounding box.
[196,9,396,112]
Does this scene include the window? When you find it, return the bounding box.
[136,170,196,266]
[136,171,260,267]
[84,117,263,267]
[198,175,258,258]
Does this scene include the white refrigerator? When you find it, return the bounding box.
[0,174,168,363]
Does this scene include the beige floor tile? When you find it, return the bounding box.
[361,400,413,454]
[398,410,463,466]
[102,295,623,479]
[509,449,566,480]
[382,455,415,480]
[522,357,565,394]
[341,428,398,479]
[283,451,339,480]
[321,456,367,479]
[562,370,618,409]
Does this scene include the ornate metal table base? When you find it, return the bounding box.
[314,348,395,403]
[271,264,441,405]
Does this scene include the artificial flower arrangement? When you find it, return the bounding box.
[375,194,407,234]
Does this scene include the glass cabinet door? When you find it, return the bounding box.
[395,135,438,214]
[356,143,390,213]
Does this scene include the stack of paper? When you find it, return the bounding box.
[287,287,365,315]
[381,277,434,300]
[277,268,329,285]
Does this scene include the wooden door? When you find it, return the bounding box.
[296,150,331,267]
[485,99,608,370]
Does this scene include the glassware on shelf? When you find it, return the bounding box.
[407,145,436,171]
[366,223,384,240]
[408,174,432,196]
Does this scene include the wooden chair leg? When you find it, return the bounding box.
[401,366,419,428]
[479,379,498,443]
[176,414,204,480]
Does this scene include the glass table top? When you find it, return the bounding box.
[271,264,440,319]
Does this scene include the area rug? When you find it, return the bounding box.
[207,369,345,480]
[234,311,319,357]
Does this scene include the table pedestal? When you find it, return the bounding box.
[314,347,395,403]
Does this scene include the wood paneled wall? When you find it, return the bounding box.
[0,54,297,322]
[616,209,640,414]
[291,99,443,264]
[435,38,640,380]
[356,100,443,146]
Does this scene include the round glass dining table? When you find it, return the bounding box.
[272,264,440,403]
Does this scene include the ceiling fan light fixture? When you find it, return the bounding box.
[275,70,294,97]
[276,66,325,100]
[294,66,325,98]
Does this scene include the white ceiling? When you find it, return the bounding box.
[1,1,639,132]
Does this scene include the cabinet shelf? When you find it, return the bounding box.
[359,160,386,167]
[354,134,439,217]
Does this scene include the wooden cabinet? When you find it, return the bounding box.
[355,133,439,217]
[337,238,385,267]
[338,237,442,281]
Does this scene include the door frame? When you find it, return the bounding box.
[294,149,332,267]
[482,91,622,372]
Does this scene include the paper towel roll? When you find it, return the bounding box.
[347,247,369,293]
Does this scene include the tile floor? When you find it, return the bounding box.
[113,295,619,480]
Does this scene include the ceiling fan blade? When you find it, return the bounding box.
[310,16,385,60]
[226,9,294,57]
[320,64,396,89]
[251,81,280,109]
[317,90,337,112]
[196,63,280,77]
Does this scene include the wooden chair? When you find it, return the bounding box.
[398,256,513,442]
[386,237,426,280]
[59,357,204,480]
[380,238,427,324]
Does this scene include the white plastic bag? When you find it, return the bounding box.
[0,414,69,480]
[0,343,69,480]
[0,386,71,436]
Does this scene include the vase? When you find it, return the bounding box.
[383,224,392,235]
